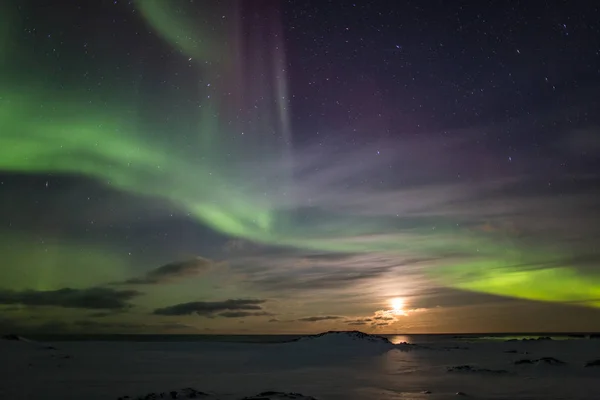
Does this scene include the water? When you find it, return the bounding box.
[4,332,600,399]
[25,332,598,344]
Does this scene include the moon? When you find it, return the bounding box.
[390,297,405,315]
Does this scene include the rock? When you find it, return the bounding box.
[241,392,318,400]
[396,341,428,351]
[447,365,508,374]
[504,349,529,354]
[515,357,566,365]
[514,359,535,365]
[421,390,432,394]
[506,336,553,342]
[447,365,474,372]
[292,330,391,345]
[180,388,211,398]
[443,346,470,350]
[537,357,566,365]
[1,334,21,341]
[126,389,314,400]
[585,359,600,367]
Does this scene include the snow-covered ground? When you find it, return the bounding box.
[1,332,599,399]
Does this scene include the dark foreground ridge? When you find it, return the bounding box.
[505,336,554,342]
[2,334,27,341]
[585,359,600,367]
[446,365,509,374]
[117,389,318,400]
[514,357,566,366]
[1,333,58,350]
[242,391,319,400]
[290,330,392,344]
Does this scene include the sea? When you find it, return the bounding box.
[4,331,600,399]
[23,332,598,344]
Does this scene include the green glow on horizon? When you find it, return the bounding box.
[433,260,600,308]
[0,232,129,291]
[0,1,598,309]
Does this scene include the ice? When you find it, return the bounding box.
[1,332,600,399]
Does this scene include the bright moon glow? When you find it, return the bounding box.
[390,298,405,315]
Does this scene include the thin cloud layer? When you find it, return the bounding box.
[153,299,268,317]
[219,311,275,318]
[0,315,199,334]
[297,316,343,322]
[231,251,438,295]
[123,257,215,285]
[0,287,140,310]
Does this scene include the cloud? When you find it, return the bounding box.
[72,320,199,333]
[343,306,430,329]
[0,287,140,310]
[408,287,518,310]
[223,239,254,253]
[347,321,367,326]
[0,316,200,334]
[347,311,397,328]
[153,299,267,317]
[252,265,395,292]
[218,311,274,318]
[234,252,436,295]
[88,311,112,318]
[297,315,343,322]
[346,318,373,326]
[122,257,214,285]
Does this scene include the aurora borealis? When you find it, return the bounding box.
[1,0,600,334]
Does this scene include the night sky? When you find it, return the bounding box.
[1,0,600,334]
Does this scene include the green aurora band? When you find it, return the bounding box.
[0,1,599,308]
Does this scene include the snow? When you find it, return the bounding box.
[1,331,600,399]
[293,331,393,345]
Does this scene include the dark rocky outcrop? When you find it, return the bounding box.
[584,359,600,367]
[514,359,534,365]
[1,334,21,341]
[506,336,553,342]
[118,388,213,400]
[443,345,470,351]
[117,389,319,400]
[446,365,508,374]
[514,357,566,366]
[241,392,318,400]
[291,330,391,345]
[504,349,529,354]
